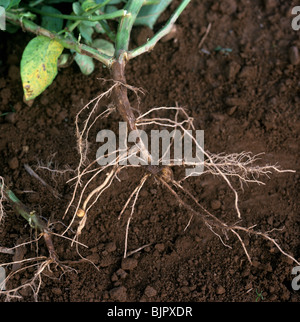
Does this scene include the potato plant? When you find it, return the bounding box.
[0,0,299,300]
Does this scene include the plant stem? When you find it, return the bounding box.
[128,0,191,60]
[6,11,114,67]
[114,0,144,60]
[111,59,137,131]
[26,7,128,22]
[0,181,59,261]
[143,0,160,5]
[0,183,45,231]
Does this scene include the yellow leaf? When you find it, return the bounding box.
[21,36,64,100]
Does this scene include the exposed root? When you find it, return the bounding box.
[34,154,74,182]
[63,81,148,238]
[122,173,149,258]
[0,255,76,301]
[136,106,295,218]
[159,177,300,266]
[24,164,62,199]
[0,180,77,300]
[0,225,88,301]
[64,100,298,267]
[63,84,118,224]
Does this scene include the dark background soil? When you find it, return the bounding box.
[0,0,300,302]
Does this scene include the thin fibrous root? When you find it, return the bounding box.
[64,85,118,221]
[122,173,149,259]
[66,100,297,268]
[0,226,87,300]
[136,106,295,218]
[159,177,299,266]
[24,164,62,199]
[0,255,76,301]
[34,155,74,182]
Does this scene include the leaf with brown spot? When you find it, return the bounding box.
[21,36,64,100]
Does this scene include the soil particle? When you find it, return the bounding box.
[263,0,277,10]
[219,0,237,15]
[210,200,221,210]
[144,286,157,298]
[154,243,165,252]
[8,157,19,170]
[86,253,100,264]
[99,255,117,268]
[121,257,138,271]
[216,286,226,295]
[109,286,127,302]
[225,61,241,81]
[105,242,117,253]
[289,46,300,65]
[116,268,128,279]
[52,288,63,296]
[131,27,154,47]
[4,112,16,124]
[226,106,237,116]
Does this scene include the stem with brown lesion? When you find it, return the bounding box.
[111,56,137,132]
[0,182,59,262]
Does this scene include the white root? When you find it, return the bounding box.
[0,93,296,300]
[123,174,149,258]
[64,91,297,267]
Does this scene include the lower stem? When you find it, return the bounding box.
[111,58,137,132]
[1,183,59,261]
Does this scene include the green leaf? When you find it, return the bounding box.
[104,5,118,14]
[21,36,64,100]
[57,53,70,68]
[74,53,95,75]
[94,22,105,33]
[79,24,94,44]
[82,20,98,27]
[72,2,83,15]
[5,22,20,33]
[92,39,114,56]
[20,12,36,20]
[106,0,122,4]
[45,0,74,3]
[134,0,172,29]
[7,0,21,9]
[41,5,63,32]
[81,0,97,12]
[0,0,10,9]
[95,0,122,4]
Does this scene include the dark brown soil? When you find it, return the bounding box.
[0,0,300,302]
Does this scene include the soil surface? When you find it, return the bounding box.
[0,0,300,302]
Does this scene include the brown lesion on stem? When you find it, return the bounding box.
[2,186,59,263]
[111,55,137,132]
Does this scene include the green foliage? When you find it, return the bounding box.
[74,53,95,75]
[40,5,63,32]
[0,0,20,9]
[3,0,177,100]
[134,0,172,29]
